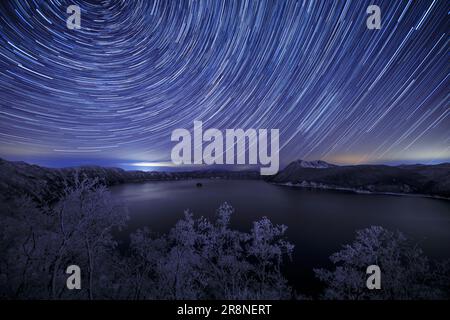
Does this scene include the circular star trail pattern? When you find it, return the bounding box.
[0,0,448,167]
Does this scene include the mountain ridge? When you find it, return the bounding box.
[268,159,450,199]
[0,158,449,202]
[0,158,260,202]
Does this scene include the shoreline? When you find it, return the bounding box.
[111,177,450,202]
[271,181,450,201]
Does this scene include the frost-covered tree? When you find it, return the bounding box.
[247,216,294,299]
[314,226,449,300]
[107,228,168,299]
[0,195,55,299]
[118,202,294,299]
[1,179,294,300]
[0,174,128,299]
[51,175,128,299]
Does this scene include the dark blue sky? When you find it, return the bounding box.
[0,0,448,170]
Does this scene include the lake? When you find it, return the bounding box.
[110,179,450,294]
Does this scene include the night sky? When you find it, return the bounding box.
[0,0,448,170]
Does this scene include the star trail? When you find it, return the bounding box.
[0,0,448,169]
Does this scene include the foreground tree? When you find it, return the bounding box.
[1,179,294,300]
[116,203,294,299]
[314,226,450,300]
[0,174,128,299]
[0,196,54,298]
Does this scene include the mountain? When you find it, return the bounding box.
[1,158,449,202]
[267,160,450,198]
[0,158,259,202]
[271,160,336,182]
[289,160,336,169]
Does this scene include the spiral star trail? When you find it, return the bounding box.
[0,0,448,169]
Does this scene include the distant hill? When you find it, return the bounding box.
[267,160,450,199]
[1,158,449,202]
[0,158,259,202]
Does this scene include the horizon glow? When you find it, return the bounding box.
[0,1,449,168]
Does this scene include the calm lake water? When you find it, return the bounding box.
[110,179,450,294]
